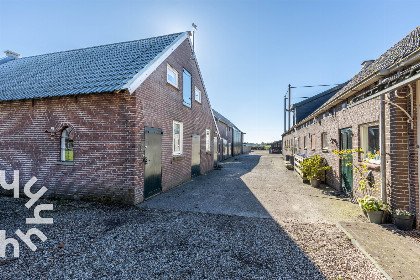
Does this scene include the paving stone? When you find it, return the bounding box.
[340,221,420,279]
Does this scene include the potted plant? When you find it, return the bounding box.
[358,195,389,224]
[301,155,331,188]
[392,209,415,231]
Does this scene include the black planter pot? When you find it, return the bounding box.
[393,214,414,231]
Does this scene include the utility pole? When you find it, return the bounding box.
[288,84,291,130]
[284,94,287,133]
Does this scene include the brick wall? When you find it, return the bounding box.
[133,39,218,203]
[0,92,138,203]
[0,38,218,205]
[283,96,381,196]
[215,121,233,159]
[283,82,419,228]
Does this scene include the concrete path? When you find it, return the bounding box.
[143,151,386,279]
[143,152,271,218]
[144,150,364,224]
[340,222,420,280]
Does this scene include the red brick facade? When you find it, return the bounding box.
[0,38,218,204]
[132,39,218,203]
[283,82,420,229]
[215,120,233,160]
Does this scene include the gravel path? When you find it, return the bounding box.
[0,151,386,279]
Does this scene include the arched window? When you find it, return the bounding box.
[61,127,74,162]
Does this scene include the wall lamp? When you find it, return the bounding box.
[44,127,57,139]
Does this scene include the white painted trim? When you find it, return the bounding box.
[194,86,201,103]
[122,32,189,93]
[184,35,221,138]
[284,72,420,136]
[349,72,420,108]
[206,129,211,152]
[167,63,179,88]
[172,120,183,155]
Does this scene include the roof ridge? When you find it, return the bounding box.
[13,31,186,60]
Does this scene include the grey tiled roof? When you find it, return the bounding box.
[212,109,242,132]
[292,83,347,108]
[292,83,347,124]
[330,26,420,102]
[0,33,183,101]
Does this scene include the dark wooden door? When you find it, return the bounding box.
[144,127,162,199]
[340,128,353,193]
[191,134,201,177]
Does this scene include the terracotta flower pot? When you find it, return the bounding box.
[310,178,321,188]
[367,210,383,224]
[393,214,414,231]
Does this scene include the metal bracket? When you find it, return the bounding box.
[376,94,414,129]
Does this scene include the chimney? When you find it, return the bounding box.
[5,50,20,59]
[0,50,20,65]
[361,60,374,69]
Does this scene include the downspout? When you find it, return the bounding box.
[380,94,387,202]
[408,84,414,213]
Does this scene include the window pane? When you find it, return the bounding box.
[61,127,74,162]
[167,66,177,87]
[173,122,182,154]
[174,135,180,152]
[183,69,191,107]
[367,125,379,155]
[195,88,201,102]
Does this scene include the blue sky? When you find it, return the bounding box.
[1,0,419,143]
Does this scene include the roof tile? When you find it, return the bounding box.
[0,32,183,101]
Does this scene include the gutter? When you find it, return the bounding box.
[348,71,420,107]
[283,60,420,137]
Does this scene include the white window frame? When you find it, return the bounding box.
[205,129,211,152]
[293,137,298,154]
[360,123,380,164]
[167,64,178,88]
[321,132,328,149]
[172,121,183,155]
[195,87,201,103]
[304,136,307,149]
[61,127,74,162]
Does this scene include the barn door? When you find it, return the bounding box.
[191,134,201,177]
[340,128,353,193]
[144,127,162,199]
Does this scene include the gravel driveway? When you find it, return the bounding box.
[0,151,385,279]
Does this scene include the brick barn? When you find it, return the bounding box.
[0,32,219,204]
[282,26,420,229]
[212,109,244,160]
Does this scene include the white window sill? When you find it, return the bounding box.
[172,154,184,160]
[358,161,380,170]
[366,159,380,165]
[167,82,179,90]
